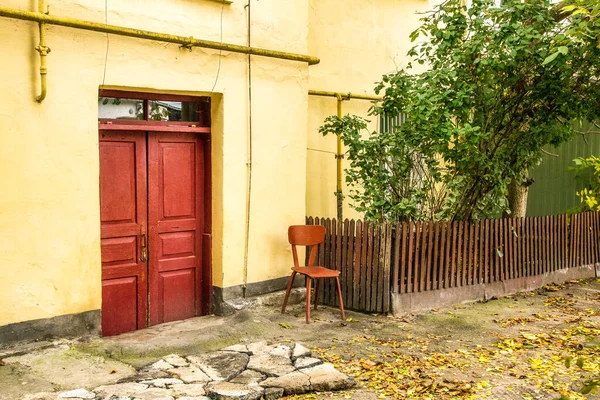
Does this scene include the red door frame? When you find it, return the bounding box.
[98,90,213,333]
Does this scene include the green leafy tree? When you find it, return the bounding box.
[569,156,600,212]
[322,0,600,222]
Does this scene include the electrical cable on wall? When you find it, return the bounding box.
[210,1,225,92]
[101,0,110,86]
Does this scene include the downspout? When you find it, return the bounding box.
[308,90,383,221]
[242,0,253,298]
[35,0,50,102]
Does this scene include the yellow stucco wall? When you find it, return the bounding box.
[0,0,441,328]
[306,0,440,220]
[0,0,308,326]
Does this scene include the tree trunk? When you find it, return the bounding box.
[506,177,534,218]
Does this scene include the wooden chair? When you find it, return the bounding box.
[281,225,345,323]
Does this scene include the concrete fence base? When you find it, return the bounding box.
[391,264,599,316]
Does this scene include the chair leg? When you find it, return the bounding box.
[314,279,320,310]
[305,277,312,324]
[335,276,345,320]
[281,271,297,313]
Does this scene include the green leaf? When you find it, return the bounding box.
[581,384,595,395]
[561,5,577,12]
[542,51,559,65]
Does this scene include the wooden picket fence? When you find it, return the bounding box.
[306,212,600,313]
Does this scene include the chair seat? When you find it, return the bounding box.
[292,266,340,278]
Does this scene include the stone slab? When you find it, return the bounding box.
[264,387,284,399]
[140,378,183,388]
[230,369,265,385]
[269,345,291,359]
[294,356,322,369]
[118,370,171,384]
[247,354,295,377]
[57,389,95,399]
[151,360,174,371]
[94,382,148,397]
[188,351,249,381]
[164,354,189,367]
[169,366,211,384]
[205,381,263,400]
[178,397,210,400]
[291,343,311,361]
[301,363,355,392]
[130,387,174,400]
[171,383,206,397]
[222,344,251,355]
[260,371,311,395]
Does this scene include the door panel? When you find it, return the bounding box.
[159,269,196,322]
[102,277,138,336]
[148,132,204,325]
[99,131,148,336]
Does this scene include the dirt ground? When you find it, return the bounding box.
[1,279,599,399]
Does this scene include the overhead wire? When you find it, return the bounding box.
[101,0,109,86]
[210,1,225,93]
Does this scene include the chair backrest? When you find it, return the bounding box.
[288,225,325,268]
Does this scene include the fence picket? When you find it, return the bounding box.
[371,224,382,311]
[360,221,369,309]
[591,211,598,264]
[383,223,392,312]
[587,213,592,265]
[451,221,458,287]
[395,223,403,294]
[346,220,355,307]
[365,222,374,311]
[541,216,547,274]
[478,221,484,284]
[420,223,429,291]
[438,222,447,289]
[465,222,472,286]
[426,222,434,291]
[536,217,542,276]
[552,215,557,272]
[445,221,452,288]
[432,222,441,290]
[352,221,362,309]
[406,222,414,294]
[511,218,517,278]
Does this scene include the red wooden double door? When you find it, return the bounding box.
[99,130,210,336]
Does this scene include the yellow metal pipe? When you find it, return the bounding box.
[308,89,382,101]
[0,7,320,66]
[35,0,49,102]
[309,90,382,220]
[336,94,344,220]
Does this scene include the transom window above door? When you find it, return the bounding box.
[98,90,211,132]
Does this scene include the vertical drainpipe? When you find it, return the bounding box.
[336,94,344,221]
[242,0,253,298]
[35,0,49,102]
